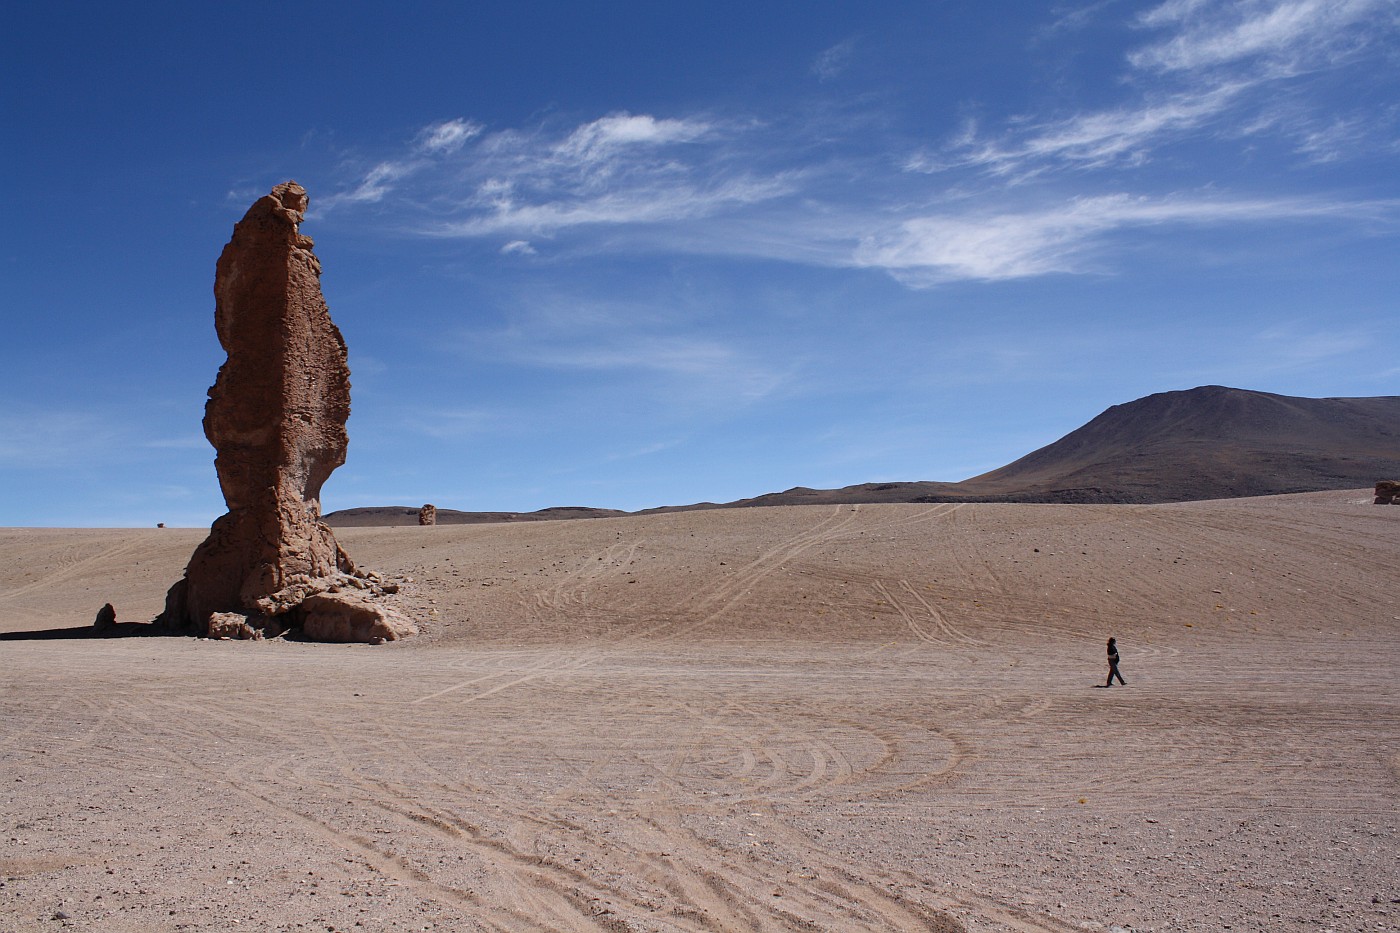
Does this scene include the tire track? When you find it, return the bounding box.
[101,701,538,932]
[0,537,147,604]
[686,506,862,616]
[410,649,603,706]
[169,694,666,931]
[535,540,645,611]
[872,578,985,649]
[304,705,757,931]
[651,504,960,644]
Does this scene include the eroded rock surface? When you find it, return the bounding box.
[159,182,415,642]
[418,504,437,526]
[301,591,419,644]
[207,612,273,641]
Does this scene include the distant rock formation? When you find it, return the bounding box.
[1377,481,1399,504]
[156,182,416,643]
[418,504,437,526]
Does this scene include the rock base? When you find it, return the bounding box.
[162,570,415,643]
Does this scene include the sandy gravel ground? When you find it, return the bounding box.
[1,491,1396,932]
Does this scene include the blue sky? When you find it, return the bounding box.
[3,1,1398,526]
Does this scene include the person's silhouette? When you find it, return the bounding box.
[1105,637,1126,686]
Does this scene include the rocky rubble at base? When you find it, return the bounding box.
[203,571,416,643]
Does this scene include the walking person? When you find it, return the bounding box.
[1105,637,1126,686]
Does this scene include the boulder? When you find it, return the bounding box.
[1376,480,1399,504]
[300,591,417,643]
[418,504,437,526]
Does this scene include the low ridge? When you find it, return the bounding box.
[327,505,628,527]
[325,386,1400,524]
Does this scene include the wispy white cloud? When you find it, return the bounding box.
[1027,84,1244,165]
[1139,0,1230,29]
[326,111,791,239]
[433,174,799,237]
[812,39,856,80]
[918,82,1247,175]
[555,113,711,163]
[1047,0,1133,34]
[313,6,1398,290]
[1290,114,1375,163]
[318,117,481,210]
[448,290,797,411]
[1252,323,1371,367]
[853,193,1384,284]
[0,409,122,468]
[923,0,1397,179]
[0,409,206,470]
[1131,0,1383,73]
[515,332,791,403]
[416,118,483,154]
[322,99,1396,288]
[530,333,744,372]
[1176,320,1378,385]
[348,353,389,377]
[404,407,503,440]
[331,160,414,206]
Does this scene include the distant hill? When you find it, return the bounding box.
[325,505,627,527]
[948,385,1400,503]
[325,386,1400,525]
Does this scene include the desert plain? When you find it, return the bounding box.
[1,491,1397,932]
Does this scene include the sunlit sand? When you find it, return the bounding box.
[2,491,1396,931]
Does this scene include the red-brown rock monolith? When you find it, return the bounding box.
[158,181,415,642]
[418,504,437,526]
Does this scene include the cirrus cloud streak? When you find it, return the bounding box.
[317,3,1399,287]
[853,193,1390,284]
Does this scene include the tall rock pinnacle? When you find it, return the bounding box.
[207,181,348,550]
[160,182,415,642]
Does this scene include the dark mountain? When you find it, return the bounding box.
[951,385,1400,503]
[324,386,1400,525]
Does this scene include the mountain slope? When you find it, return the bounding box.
[951,385,1400,503]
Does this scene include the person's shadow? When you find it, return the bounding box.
[0,621,186,641]
[0,605,187,641]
